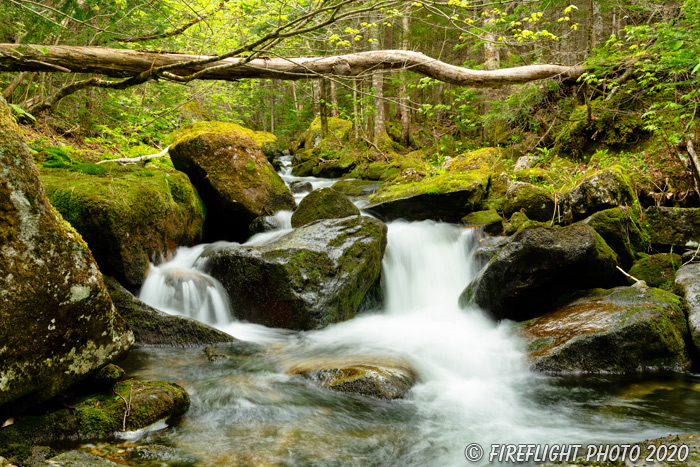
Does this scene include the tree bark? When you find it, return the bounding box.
[0,44,585,88]
[399,15,411,147]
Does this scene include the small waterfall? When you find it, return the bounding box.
[139,245,233,326]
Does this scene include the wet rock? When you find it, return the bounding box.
[86,364,126,391]
[287,357,417,400]
[203,216,387,330]
[582,207,646,270]
[0,380,189,447]
[0,98,133,416]
[462,209,503,235]
[460,223,618,321]
[520,286,691,374]
[203,345,229,362]
[289,180,313,194]
[291,187,360,228]
[40,166,204,288]
[629,253,681,291]
[104,276,236,347]
[332,180,382,197]
[472,235,510,269]
[646,206,700,249]
[169,121,295,242]
[675,263,700,354]
[503,182,555,222]
[43,451,122,467]
[248,215,282,236]
[129,445,198,465]
[559,167,635,223]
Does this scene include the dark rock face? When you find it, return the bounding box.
[582,207,646,269]
[503,182,555,222]
[203,216,387,330]
[248,215,282,236]
[287,357,417,400]
[460,223,618,321]
[169,123,295,242]
[104,276,237,347]
[674,263,700,354]
[0,379,189,449]
[559,168,635,222]
[291,187,360,228]
[40,167,205,288]
[289,180,313,194]
[646,206,700,248]
[0,98,133,416]
[519,287,691,374]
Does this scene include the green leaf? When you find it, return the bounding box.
[692,61,700,75]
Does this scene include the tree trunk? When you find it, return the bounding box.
[330,79,339,117]
[320,78,330,138]
[0,44,585,87]
[399,15,411,147]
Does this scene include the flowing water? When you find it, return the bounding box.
[117,161,700,466]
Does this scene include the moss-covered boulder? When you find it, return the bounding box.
[462,209,503,235]
[628,254,681,290]
[645,206,700,249]
[502,210,547,236]
[0,98,133,416]
[582,207,646,269]
[291,187,359,228]
[0,379,189,451]
[287,356,417,400]
[40,167,204,288]
[559,167,635,223]
[104,276,237,347]
[674,263,700,355]
[297,116,353,152]
[332,180,382,197]
[519,287,691,373]
[460,223,618,321]
[169,122,295,242]
[172,120,279,159]
[503,182,555,222]
[203,216,387,330]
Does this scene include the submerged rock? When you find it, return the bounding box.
[0,379,189,447]
[520,287,691,374]
[460,223,618,321]
[674,263,700,355]
[582,207,646,269]
[40,166,205,287]
[646,206,700,249]
[169,121,295,242]
[287,357,417,399]
[628,253,681,291]
[291,187,359,228]
[503,182,555,222]
[558,167,635,223]
[104,276,236,347]
[289,180,313,194]
[0,98,133,416]
[42,451,123,467]
[203,216,387,330]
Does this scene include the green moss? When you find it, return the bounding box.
[629,253,682,290]
[370,171,488,204]
[462,209,503,235]
[291,187,360,228]
[171,121,276,149]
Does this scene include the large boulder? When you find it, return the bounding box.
[40,166,205,288]
[291,187,359,228]
[104,276,237,347]
[503,182,555,222]
[286,356,417,400]
[582,207,646,269]
[629,253,682,290]
[645,206,700,249]
[674,263,700,354]
[519,287,691,373]
[169,122,295,242]
[0,98,133,416]
[460,223,618,321]
[0,379,189,450]
[559,167,635,223]
[203,216,387,330]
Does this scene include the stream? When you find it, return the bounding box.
[107,156,700,467]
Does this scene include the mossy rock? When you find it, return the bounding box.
[40,166,205,287]
[104,276,237,347]
[331,180,382,197]
[298,117,353,152]
[629,254,681,291]
[519,286,691,373]
[203,216,387,330]
[482,172,511,213]
[287,356,417,400]
[645,206,700,249]
[462,209,503,235]
[0,97,133,416]
[169,122,295,242]
[0,379,189,447]
[503,182,555,222]
[172,121,277,154]
[559,166,635,223]
[445,147,503,173]
[582,207,647,269]
[503,210,547,235]
[460,223,618,321]
[552,95,648,160]
[291,187,360,228]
